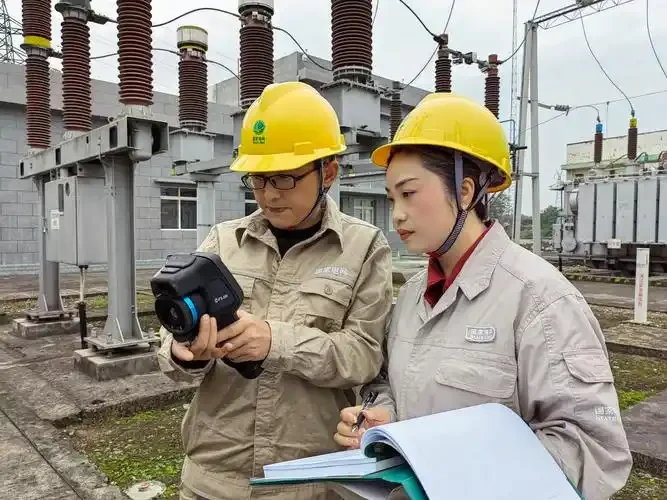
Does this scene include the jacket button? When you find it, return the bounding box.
[324,285,333,295]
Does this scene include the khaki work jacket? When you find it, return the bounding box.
[157,196,394,499]
[363,222,632,500]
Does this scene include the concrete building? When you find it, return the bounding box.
[560,128,667,184]
[0,52,428,274]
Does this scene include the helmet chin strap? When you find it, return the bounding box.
[286,161,328,230]
[431,152,492,256]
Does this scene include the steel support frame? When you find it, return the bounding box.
[512,0,633,253]
[512,22,541,255]
[20,115,169,352]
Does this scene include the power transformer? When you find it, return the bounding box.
[551,169,667,274]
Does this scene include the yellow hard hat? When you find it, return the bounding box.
[230,81,347,173]
[371,92,512,193]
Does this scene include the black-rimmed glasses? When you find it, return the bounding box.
[241,167,318,190]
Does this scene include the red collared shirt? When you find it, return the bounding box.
[424,221,494,307]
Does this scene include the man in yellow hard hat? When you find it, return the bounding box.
[157,81,394,499]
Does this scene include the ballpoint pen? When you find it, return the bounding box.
[351,390,378,433]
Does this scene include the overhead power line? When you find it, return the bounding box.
[403,0,456,87]
[499,0,542,65]
[646,0,667,82]
[91,48,239,79]
[579,10,634,114]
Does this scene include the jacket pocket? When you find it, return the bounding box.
[234,274,256,314]
[434,350,517,400]
[561,348,614,384]
[298,277,354,332]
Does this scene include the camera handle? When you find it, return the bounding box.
[216,311,265,380]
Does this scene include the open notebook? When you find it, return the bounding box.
[250,403,583,500]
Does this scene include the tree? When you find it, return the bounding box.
[488,192,513,232]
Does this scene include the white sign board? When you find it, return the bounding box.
[633,248,650,324]
[50,209,60,230]
[607,238,621,250]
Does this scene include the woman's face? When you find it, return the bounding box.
[385,151,457,254]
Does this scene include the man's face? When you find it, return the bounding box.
[249,160,338,229]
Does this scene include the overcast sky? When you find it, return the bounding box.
[6,0,667,214]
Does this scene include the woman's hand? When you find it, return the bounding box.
[171,314,227,362]
[334,405,392,449]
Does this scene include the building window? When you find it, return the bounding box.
[245,190,258,216]
[160,186,197,230]
[353,198,376,225]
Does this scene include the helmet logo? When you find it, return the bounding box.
[252,120,266,145]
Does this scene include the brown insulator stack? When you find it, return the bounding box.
[22,0,52,150]
[435,34,451,93]
[390,81,402,140]
[117,0,153,107]
[239,1,274,110]
[627,115,638,160]
[177,26,209,130]
[484,54,500,118]
[594,121,603,164]
[57,2,92,132]
[331,0,373,83]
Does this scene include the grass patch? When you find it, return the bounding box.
[589,305,667,330]
[64,350,667,499]
[0,292,156,316]
[613,469,667,499]
[67,403,187,499]
[609,352,667,410]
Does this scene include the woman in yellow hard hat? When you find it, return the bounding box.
[157,81,394,499]
[333,92,632,500]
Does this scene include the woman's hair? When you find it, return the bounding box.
[387,145,488,221]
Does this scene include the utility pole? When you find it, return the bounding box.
[0,0,25,63]
[511,0,634,255]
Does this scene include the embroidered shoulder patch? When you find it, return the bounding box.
[465,326,496,343]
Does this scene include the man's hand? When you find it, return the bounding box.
[216,309,272,363]
[334,405,392,449]
[171,314,227,362]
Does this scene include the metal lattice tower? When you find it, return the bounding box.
[0,0,25,63]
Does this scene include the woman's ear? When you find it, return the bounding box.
[460,177,477,211]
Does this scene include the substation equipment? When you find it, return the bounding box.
[18,0,169,360]
[550,151,667,274]
[15,0,510,377]
[511,0,635,256]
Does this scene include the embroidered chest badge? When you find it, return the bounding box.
[465,326,496,343]
[314,266,352,278]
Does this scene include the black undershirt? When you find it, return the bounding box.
[268,220,323,257]
[172,219,323,369]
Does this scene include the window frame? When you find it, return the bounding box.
[160,186,198,231]
[353,198,376,225]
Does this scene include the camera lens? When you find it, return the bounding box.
[155,296,198,343]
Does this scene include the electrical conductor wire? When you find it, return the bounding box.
[646,0,667,81]
[499,0,541,65]
[91,49,239,79]
[152,7,329,73]
[403,0,456,87]
[580,11,634,114]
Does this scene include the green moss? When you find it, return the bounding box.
[68,404,187,499]
[613,469,667,499]
[617,390,652,410]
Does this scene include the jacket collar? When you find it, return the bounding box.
[235,194,345,250]
[415,220,511,308]
[453,221,510,301]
